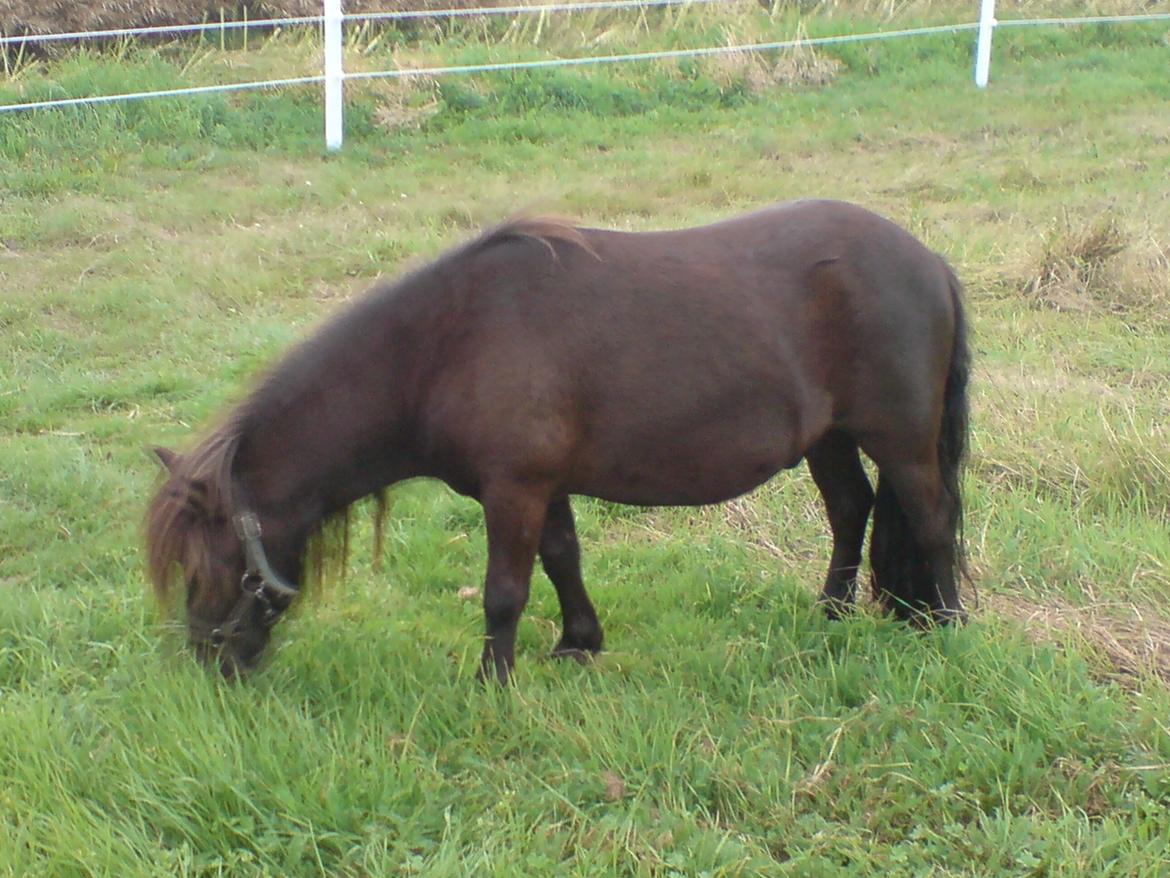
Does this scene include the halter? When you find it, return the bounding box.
[207,512,300,647]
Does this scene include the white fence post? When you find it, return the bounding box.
[974,0,996,88]
[324,0,344,150]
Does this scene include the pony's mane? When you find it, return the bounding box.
[472,214,598,261]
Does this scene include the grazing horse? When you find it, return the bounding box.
[146,200,970,684]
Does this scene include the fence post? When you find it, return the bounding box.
[974,0,996,88]
[324,0,343,150]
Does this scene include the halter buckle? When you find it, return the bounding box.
[234,511,263,541]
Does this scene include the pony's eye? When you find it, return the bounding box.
[209,629,225,647]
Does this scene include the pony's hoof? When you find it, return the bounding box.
[909,605,967,629]
[550,646,600,665]
[549,650,594,664]
[935,606,968,626]
[818,596,855,621]
[476,659,513,686]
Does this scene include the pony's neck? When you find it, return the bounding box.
[228,290,433,542]
[233,395,418,529]
[224,394,417,588]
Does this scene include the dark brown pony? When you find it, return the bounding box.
[146,200,970,683]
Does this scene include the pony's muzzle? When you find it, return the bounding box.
[192,633,262,680]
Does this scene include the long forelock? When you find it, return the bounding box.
[145,420,243,609]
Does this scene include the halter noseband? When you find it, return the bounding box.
[207,512,300,647]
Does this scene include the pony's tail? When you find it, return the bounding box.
[871,264,970,618]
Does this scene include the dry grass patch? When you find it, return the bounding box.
[707,25,841,93]
[770,33,842,88]
[365,74,442,132]
[987,591,1170,688]
[1020,212,1170,315]
[1022,212,1127,312]
[5,0,1162,36]
[0,0,492,38]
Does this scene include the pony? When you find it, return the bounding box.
[146,200,970,683]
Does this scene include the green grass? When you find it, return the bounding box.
[3,5,1170,876]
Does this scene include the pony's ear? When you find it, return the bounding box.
[151,446,180,473]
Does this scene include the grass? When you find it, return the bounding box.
[3,3,1170,875]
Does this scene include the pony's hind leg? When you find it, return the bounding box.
[540,497,604,661]
[869,455,965,625]
[806,431,874,618]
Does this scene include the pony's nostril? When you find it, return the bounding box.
[219,650,258,680]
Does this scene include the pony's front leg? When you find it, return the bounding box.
[478,483,550,685]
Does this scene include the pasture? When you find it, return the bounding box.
[2,3,1170,875]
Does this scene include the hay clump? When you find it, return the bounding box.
[364,73,442,132]
[707,25,841,93]
[1020,211,1168,315]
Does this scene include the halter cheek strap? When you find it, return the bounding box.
[233,512,299,599]
[208,513,300,646]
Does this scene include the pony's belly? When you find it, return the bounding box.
[578,446,799,507]
[570,397,817,506]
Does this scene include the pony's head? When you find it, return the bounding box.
[145,436,292,677]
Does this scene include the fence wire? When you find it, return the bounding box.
[1,8,1167,115]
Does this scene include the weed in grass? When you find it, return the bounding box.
[369,75,443,132]
[1023,211,1130,312]
[1020,210,1170,317]
[705,26,842,93]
